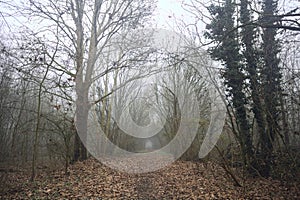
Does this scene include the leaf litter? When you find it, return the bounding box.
[0,156,299,199]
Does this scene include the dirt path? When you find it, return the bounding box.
[1,157,299,199]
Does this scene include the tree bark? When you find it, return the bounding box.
[31,61,49,182]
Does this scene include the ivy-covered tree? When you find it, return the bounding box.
[205,0,285,177]
[260,0,283,177]
[240,0,266,151]
[205,0,254,168]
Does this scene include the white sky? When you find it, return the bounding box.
[1,0,299,44]
[0,0,193,37]
[155,0,195,30]
[156,0,184,24]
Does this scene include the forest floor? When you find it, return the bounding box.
[0,156,299,199]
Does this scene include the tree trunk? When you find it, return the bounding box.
[240,0,266,174]
[75,84,89,161]
[31,63,49,182]
[260,0,282,177]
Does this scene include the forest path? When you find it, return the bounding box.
[0,157,299,199]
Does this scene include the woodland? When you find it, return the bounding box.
[0,0,300,199]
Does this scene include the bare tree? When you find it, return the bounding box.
[24,0,156,161]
